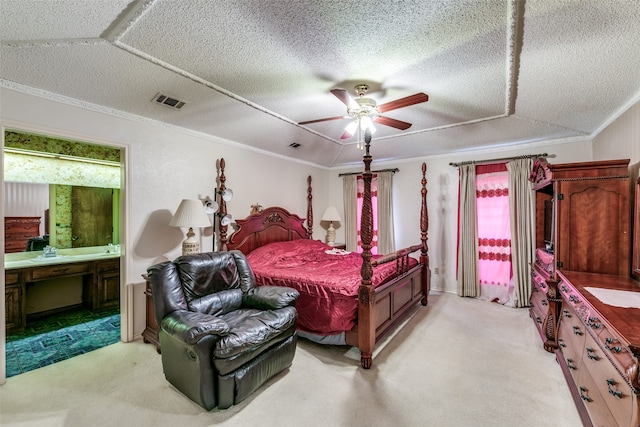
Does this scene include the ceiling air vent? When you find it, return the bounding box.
[289,142,302,148]
[152,93,186,110]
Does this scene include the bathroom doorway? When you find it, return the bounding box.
[3,129,126,377]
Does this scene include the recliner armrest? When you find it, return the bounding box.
[161,310,230,345]
[243,286,300,310]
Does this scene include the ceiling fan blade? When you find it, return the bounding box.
[330,88,359,109]
[375,116,412,130]
[377,93,429,113]
[299,116,345,125]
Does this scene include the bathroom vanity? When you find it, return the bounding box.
[4,249,120,333]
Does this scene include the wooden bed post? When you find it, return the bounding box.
[307,175,313,239]
[420,162,430,306]
[218,158,228,251]
[358,129,375,369]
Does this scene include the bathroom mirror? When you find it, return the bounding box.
[4,130,122,253]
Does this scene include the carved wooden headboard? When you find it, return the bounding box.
[226,207,310,254]
[224,174,314,254]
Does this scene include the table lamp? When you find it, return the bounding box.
[169,199,211,255]
[321,206,341,246]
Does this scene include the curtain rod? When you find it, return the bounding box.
[338,168,399,177]
[449,153,548,167]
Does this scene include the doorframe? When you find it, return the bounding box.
[0,120,131,385]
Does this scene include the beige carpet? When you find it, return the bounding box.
[0,292,582,427]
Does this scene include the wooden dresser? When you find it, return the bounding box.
[557,271,639,427]
[4,216,41,253]
[529,158,640,426]
[529,159,631,351]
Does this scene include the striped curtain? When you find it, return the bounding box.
[457,164,479,297]
[507,158,536,307]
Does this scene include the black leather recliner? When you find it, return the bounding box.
[147,250,300,410]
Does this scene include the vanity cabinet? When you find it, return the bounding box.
[4,257,120,333]
[4,270,23,331]
[4,216,41,253]
[93,259,120,310]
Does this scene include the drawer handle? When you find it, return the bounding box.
[587,317,601,329]
[563,309,571,318]
[579,386,593,402]
[572,326,583,336]
[566,358,576,370]
[541,299,548,306]
[586,347,599,361]
[569,295,580,303]
[606,379,622,399]
[558,338,566,348]
[605,343,622,353]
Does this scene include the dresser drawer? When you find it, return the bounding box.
[27,262,91,280]
[582,331,636,427]
[97,259,120,273]
[530,284,549,315]
[575,365,620,427]
[5,270,21,285]
[558,312,585,383]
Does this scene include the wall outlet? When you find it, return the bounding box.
[434,267,439,274]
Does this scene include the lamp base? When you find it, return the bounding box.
[326,222,336,245]
[182,227,200,256]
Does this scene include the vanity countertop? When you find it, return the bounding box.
[4,246,121,270]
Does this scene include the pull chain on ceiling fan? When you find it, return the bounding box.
[299,84,429,141]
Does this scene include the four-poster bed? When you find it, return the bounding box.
[219,130,430,369]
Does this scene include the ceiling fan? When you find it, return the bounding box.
[299,84,429,139]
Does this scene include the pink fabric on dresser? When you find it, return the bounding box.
[245,239,417,335]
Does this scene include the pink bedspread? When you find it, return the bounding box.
[246,239,418,335]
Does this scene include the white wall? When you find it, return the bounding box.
[593,101,640,166]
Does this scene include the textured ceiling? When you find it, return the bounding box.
[1,0,639,167]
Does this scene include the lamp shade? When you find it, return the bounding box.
[321,206,341,222]
[169,199,211,228]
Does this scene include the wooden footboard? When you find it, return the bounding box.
[345,249,430,368]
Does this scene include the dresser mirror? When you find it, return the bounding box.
[633,176,640,280]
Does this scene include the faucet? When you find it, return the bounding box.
[43,245,58,257]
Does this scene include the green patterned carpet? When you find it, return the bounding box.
[6,307,120,378]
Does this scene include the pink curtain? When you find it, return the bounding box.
[356,174,378,255]
[476,164,513,304]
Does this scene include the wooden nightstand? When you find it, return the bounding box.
[141,274,161,353]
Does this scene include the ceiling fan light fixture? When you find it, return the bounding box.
[344,121,358,137]
[360,116,376,134]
